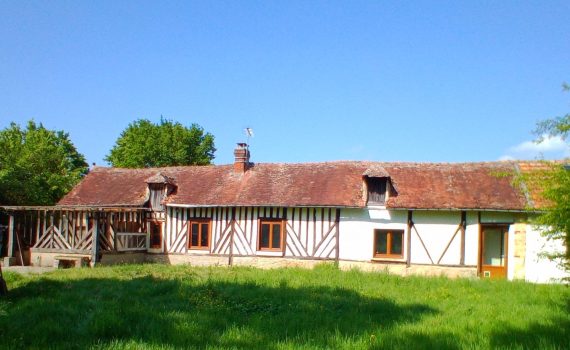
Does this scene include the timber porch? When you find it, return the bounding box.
[0,206,149,267]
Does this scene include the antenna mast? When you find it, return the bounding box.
[245,128,254,147]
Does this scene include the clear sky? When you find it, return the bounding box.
[1,1,569,166]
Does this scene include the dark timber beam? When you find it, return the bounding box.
[229,207,236,266]
[460,211,466,265]
[6,214,15,258]
[477,211,482,276]
[91,212,100,267]
[335,208,341,264]
[406,210,412,267]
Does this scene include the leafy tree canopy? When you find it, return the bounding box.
[535,83,570,141]
[531,83,570,272]
[0,121,88,205]
[105,118,216,168]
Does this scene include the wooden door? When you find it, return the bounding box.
[480,225,508,279]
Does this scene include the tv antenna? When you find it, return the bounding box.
[244,127,254,146]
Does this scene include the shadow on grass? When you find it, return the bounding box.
[0,274,436,349]
[490,297,570,349]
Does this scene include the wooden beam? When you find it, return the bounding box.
[35,212,40,245]
[50,212,55,249]
[477,211,482,276]
[42,210,47,242]
[91,212,100,267]
[335,208,341,264]
[229,207,236,266]
[406,210,412,267]
[460,211,466,266]
[7,214,15,258]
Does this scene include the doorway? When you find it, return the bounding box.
[480,225,509,279]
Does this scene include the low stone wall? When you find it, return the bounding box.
[29,251,62,267]
[339,260,478,278]
[100,252,146,265]
[144,254,477,278]
[232,256,324,269]
[23,250,477,278]
[146,253,229,266]
[146,254,325,269]
[28,251,90,267]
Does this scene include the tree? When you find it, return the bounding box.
[535,83,570,141]
[531,83,570,273]
[0,121,89,205]
[105,118,216,168]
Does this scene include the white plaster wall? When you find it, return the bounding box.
[338,208,407,262]
[410,211,462,265]
[525,225,569,283]
[340,209,482,267]
[464,212,480,266]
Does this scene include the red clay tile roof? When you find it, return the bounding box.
[58,161,534,210]
[516,161,567,209]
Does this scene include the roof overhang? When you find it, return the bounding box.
[386,207,539,213]
[165,203,363,209]
[0,205,149,212]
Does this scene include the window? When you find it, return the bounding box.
[374,229,404,258]
[258,219,284,251]
[367,178,388,205]
[148,184,166,211]
[149,221,162,249]
[188,219,210,250]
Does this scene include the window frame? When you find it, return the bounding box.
[373,229,404,259]
[187,218,212,250]
[149,221,163,249]
[257,218,285,252]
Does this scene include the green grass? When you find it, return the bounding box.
[0,263,568,349]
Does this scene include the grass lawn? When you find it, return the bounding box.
[0,264,568,349]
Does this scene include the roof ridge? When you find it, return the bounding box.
[90,160,560,171]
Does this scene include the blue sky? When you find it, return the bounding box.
[1,1,569,166]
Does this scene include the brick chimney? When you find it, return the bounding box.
[233,143,250,173]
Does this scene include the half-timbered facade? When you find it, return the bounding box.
[1,144,568,283]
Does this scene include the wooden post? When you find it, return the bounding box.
[35,212,40,245]
[281,207,288,258]
[406,210,412,267]
[49,212,55,249]
[460,211,466,266]
[91,212,99,267]
[42,210,47,242]
[335,208,341,264]
[477,211,482,276]
[112,213,118,252]
[229,207,235,266]
[7,214,15,258]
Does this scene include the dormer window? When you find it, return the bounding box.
[363,165,395,206]
[148,184,166,211]
[367,177,388,205]
[145,173,177,212]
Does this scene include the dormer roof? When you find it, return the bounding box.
[363,165,390,178]
[145,172,176,186]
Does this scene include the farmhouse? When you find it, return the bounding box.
[1,144,568,282]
